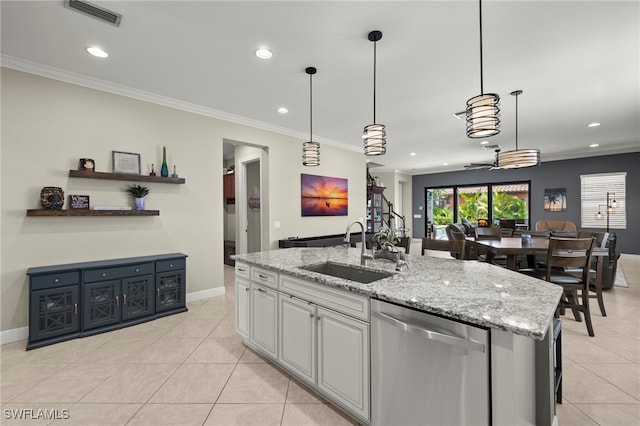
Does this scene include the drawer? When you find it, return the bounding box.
[31,271,80,291]
[279,274,370,322]
[156,258,186,273]
[251,266,278,289]
[235,262,250,279]
[84,263,154,283]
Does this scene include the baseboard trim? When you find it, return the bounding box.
[186,286,225,303]
[1,288,226,346]
[0,326,28,345]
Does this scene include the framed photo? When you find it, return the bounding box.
[69,195,90,210]
[544,188,567,212]
[112,151,141,174]
[301,173,348,216]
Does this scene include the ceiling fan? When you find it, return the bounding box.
[464,145,501,169]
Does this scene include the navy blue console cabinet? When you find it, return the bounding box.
[27,253,187,350]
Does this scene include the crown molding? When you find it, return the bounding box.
[1,55,360,154]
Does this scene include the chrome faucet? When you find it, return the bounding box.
[344,220,373,266]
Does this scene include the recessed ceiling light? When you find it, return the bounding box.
[86,46,108,58]
[589,143,600,148]
[588,122,601,128]
[443,162,449,166]
[255,48,273,59]
[409,152,417,156]
[277,107,288,114]
[480,140,489,145]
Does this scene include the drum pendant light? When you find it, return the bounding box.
[363,30,386,156]
[496,90,541,168]
[302,66,320,166]
[466,0,500,138]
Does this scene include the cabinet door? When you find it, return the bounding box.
[122,274,154,321]
[156,270,185,312]
[317,307,370,421]
[278,294,317,386]
[84,280,121,330]
[250,284,277,359]
[30,286,79,342]
[236,278,251,338]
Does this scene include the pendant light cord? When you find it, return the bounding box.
[479,0,484,95]
[309,72,313,142]
[515,91,519,150]
[373,40,377,123]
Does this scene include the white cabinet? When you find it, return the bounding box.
[317,306,370,421]
[235,278,250,338]
[250,284,278,358]
[278,294,317,386]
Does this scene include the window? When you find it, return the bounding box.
[580,172,626,229]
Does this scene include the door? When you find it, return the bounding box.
[279,294,317,385]
[84,280,121,330]
[30,286,79,341]
[156,270,185,312]
[317,307,369,421]
[122,275,154,320]
[236,278,251,338]
[250,284,277,358]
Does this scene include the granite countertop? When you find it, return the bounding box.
[233,247,563,340]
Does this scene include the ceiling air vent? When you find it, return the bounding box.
[64,0,122,27]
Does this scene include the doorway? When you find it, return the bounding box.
[235,144,268,255]
[245,160,261,253]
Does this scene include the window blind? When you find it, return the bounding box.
[580,172,626,229]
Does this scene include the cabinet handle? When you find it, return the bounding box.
[309,313,314,319]
[169,264,173,268]
[101,273,107,277]
[238,268,247,272]
[115,296,119,306]
[135,268,140,272]
[54,278,60,283]
[258,274,268,280]
[74,303,78,315]
[257,288,267,293]
[157,288,160,297]
[245,287,250,292]
[123,294,127,305]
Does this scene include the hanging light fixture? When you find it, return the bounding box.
[302,66,320,166]
[363,30,386,156]
[466,0,500,138]
[496,90,541,169]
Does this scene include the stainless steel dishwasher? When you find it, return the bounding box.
[371,299,490,426]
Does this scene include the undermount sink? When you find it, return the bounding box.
[301,261,393,284]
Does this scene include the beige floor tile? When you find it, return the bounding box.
[581,362,640,400]
[0,402,72,425]
[1,363,66,402]
[209,318,239,338]
[80,364,178,403]
[131,337,204,364]
[164,317,222,338]
[2,336,109,365]
[238,347,268,364]
[217,363,290,404]
[127,403,212,426]
[281,403,355,426]
[49,402,141,425]
[563,361,638,403]
[555,402,599,425]
[574,403,640,426]
[204,403,284,426]
[12,363,120,403]
[184,336,245,364]
[76,336,159,364]
[286,379,327,404]
[563,336,631,364]
[149,363,234,403]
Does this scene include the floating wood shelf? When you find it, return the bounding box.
[68,170,185,184]
[27,209,160,217]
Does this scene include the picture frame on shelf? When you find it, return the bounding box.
[69,195,90,210]
[112,151,141,174]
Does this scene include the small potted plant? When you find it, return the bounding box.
[126,184,149,211]
[372,226,404,261]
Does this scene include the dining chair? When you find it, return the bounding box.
[520,237,596,336]
[397,236,412,254]
[474,227,502,239]
[421,238,466,260]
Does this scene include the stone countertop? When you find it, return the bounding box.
[232,247,563,340]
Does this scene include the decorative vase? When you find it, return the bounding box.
[150,163,156,176]
[171,165,178,179]
[134,197,145,211]
[160,147,169,177]
[40,187,65,210]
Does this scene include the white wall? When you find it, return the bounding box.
[0,68,367,333]
[374,171,413,233]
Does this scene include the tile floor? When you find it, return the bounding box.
[1,255,638,425]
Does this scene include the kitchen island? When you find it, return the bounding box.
[233,247,563,425]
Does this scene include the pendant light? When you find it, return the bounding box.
[363,30,386,156]
[466,0,500,138]
[302,67,320,166]
[496,90,541,169]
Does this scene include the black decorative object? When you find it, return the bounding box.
[40,187,64,209]
[78,158,95,171]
